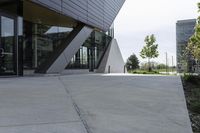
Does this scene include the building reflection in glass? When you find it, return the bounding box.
[66,31,112,70]
[23,21,73,70]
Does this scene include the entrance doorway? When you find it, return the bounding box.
[0,13,17,75]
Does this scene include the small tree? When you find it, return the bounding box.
[126,53,139,71]
[140,34,159,71]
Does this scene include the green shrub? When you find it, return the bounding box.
[129,69,164,75]
[183,74,200,85]
[154,71,159,74]
[190,100,200,114]
[133,71,137,74]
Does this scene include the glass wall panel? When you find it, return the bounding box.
[0,16,15,74]
[17,16,23,75]
[23,21,111,72]
[23,21,73,70]
[82,47,88,68]
[66,31,112,70]
[0,0,20,76]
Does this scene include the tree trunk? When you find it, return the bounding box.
[148,58,151,72]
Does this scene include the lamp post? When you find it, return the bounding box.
[172,56,174,72]
[166,52,168,73]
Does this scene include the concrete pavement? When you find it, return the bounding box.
[0,76,87,133]
[0,74,192,133]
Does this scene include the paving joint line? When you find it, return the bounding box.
[58,76,92,133]
[0,121,80,128]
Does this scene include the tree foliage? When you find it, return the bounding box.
[140,35,159,59]
[140,34,159,71]
[126,53,139,70]
[186,3,200,60]
[157,63,167,69]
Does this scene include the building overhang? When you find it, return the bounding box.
[24,1,77,28]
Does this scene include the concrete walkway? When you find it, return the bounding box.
[0,74,192,133]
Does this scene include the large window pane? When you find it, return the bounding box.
[1,16,14,37]
[23,21,74,69]
[0,16,15,74]
[66,31,112,70]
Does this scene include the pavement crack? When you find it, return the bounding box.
[58,76,92,133]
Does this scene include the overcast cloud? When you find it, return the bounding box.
[115,0,199,65]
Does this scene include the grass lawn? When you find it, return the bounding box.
[182,75,200,133]
[128,69,176,75]
[130,70,159,74]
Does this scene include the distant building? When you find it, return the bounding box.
[176,19,197,73]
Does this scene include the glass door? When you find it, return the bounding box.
[0,14,16,75]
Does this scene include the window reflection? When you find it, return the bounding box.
[23,21,112,71]
[23,21,74,69]
[0,16,15,74]
[66,31,112,70]
[1,16,14,37]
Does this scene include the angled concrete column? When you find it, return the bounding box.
[46,26,93,74]
[96,39,125,73]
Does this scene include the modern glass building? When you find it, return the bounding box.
[176,19,196,73]
[0,0,125,76]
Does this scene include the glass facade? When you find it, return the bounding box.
[0,0,21,75]
[0,0,114,76]
[23,21,73,70]
[0,16,15,75]
[107,23,114,38]
[23,21,112,72]
[66,31,112,71]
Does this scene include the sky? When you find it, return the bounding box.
[114,0,199,66]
